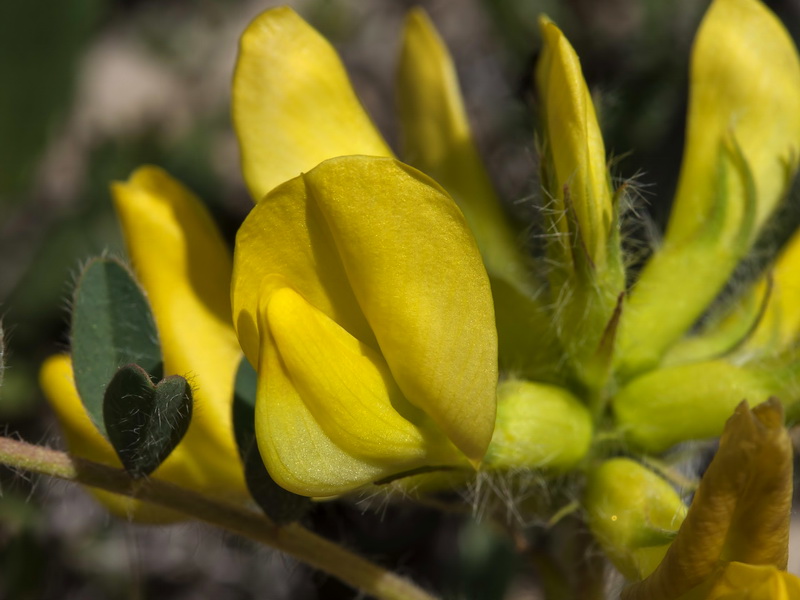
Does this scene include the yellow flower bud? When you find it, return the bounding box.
[484,380,592,471]
[585,458,686,580]
[535,17,625,391]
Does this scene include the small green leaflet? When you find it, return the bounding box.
[71,257,162,437]
[104,364,192,478]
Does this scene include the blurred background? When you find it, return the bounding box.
[2,0,800,598]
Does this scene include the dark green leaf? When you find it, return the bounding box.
[71,257,162,437]
[243,442,312,525]
[232,356,258,459]
[104,364,192,478]
[232,357,311,524]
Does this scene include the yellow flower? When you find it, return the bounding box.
[622,400,799,600]
[609,0,800,448]
[41,167,248,519]
[231,156,497,497]
[227,0,800,490]
[229,7,511,496]
[615,0,800,377]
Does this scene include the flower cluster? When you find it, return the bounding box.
[40,0,800,595]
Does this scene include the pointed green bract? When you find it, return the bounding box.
[103,364,192,478]
[231,356,312,523]
[71,257,163,437]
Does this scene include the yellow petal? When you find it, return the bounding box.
[232,174,376,366]
[302,157,498,461]
[679,562,800,600]
[397,8,532,293]
[41,354,121,468]
[667,0,800,244]
[536,17,614,269]
[255,292,395,497]
[40,354,182,523]
[232,7,391,202]
[622,400,793,600]
[111,166,245,497]
[234,156,498,461]
[265,286,458,463]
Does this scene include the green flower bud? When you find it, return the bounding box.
[613,360,788,453]
[484,380,592,471]
[585,458,687,580]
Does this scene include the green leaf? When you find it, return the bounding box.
[103,364,192,478]
[232,357,311,524]
[232,356,258,459]
[71,257,162,437]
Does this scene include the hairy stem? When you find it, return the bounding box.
[0,436,438,600]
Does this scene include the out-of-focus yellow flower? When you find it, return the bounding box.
[41,167,248,519]
[230,6,515,497]
[622,400,798,600]
[231,156,497,497]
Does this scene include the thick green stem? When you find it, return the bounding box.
[0,436,438,600]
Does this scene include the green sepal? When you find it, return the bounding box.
[70,257,162,437]
[103,364,192,478]
[663,272,773,366]
[616,138,757,380]
[232,357,311,524]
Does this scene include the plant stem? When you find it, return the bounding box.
[0,436,438,600]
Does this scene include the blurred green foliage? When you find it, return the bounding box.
[0,0,105,203]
